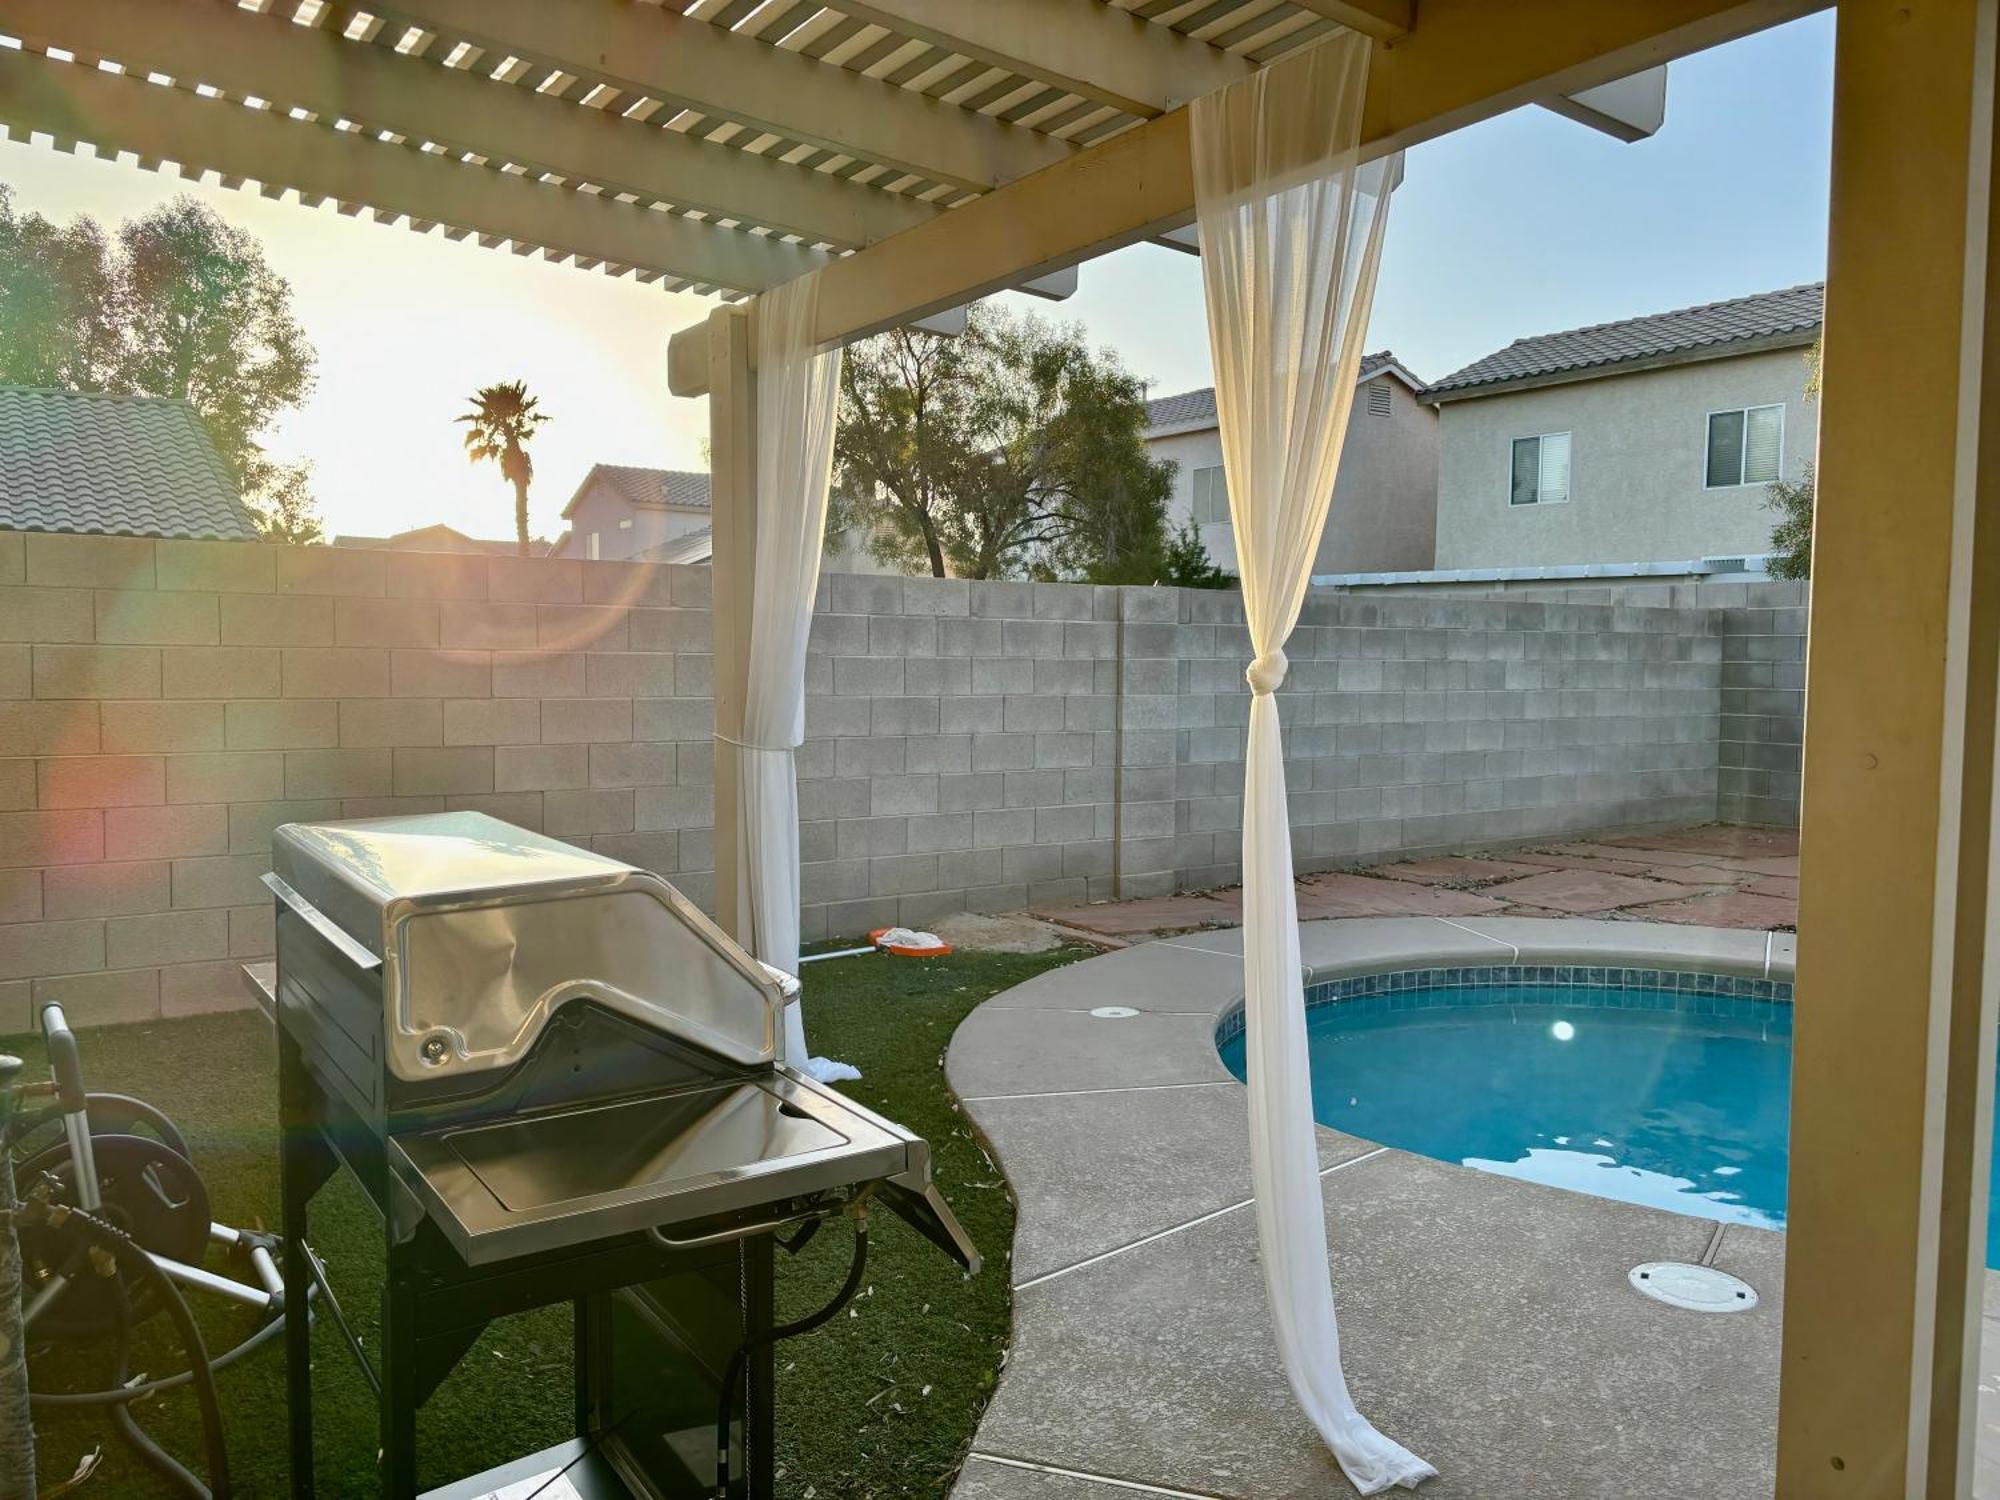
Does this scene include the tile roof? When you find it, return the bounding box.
[334,523,547,555]
[1143,386,1217,432]
[0,387,257,541]
[636,525,713,566]
[562,463,711,518]
[1143,353,1419,435]
[1425,283,1824,400]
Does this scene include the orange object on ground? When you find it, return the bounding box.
[868,926,953,957]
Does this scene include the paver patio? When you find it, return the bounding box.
[1037,824,1800,941]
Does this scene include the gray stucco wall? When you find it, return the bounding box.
[1150,378,1438,577]
[1431,347,1819,569]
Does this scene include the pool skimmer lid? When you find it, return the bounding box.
[1089,1005,1139,1019]
[1628,1261,1758,1312]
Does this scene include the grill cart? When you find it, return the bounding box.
[263,812,977,1500]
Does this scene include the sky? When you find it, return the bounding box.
[0,12,1834,545]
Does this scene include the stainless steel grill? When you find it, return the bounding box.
[265,810,975,1499]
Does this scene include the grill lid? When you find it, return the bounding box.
[271,812,780,1081]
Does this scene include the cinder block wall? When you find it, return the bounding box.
[1323,575,1810,831]
[0,532,1744,1032]
[1145,587,1726,895]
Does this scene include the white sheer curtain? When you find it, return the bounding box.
[1192,35,1433,1496]
[731,270,853,1080]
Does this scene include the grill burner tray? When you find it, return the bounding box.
[393,1070,916,1265]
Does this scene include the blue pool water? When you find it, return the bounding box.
[1219,977,1999,1263]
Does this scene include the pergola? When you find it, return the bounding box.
[1,0,1994,1492]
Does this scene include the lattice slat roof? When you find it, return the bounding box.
[0,0,1393,299]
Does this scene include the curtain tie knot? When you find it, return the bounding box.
[715,730,796,755]
[1246,649,1288,696]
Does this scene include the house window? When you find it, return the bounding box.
[586,532,601,560]
[618,517,633,530]
[1509,432,1571,506]
[1706,404,1785,488]
[1191,464,1230,525]
[1366,379,1393,418]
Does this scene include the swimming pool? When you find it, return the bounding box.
[1218,964,1997,1266]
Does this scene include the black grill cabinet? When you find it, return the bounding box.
[264,811,977,1499]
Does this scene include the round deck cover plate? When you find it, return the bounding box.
[1089,1005,1139,1019]
[1628,1261,1758,1312]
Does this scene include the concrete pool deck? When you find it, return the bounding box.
[945,917,1796,1500]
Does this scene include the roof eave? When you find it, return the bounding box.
[1421,325,1823,405]
[1143,416,1220,440]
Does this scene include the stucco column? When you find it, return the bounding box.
[706,304,757,948]
[1778,1,2000,1492]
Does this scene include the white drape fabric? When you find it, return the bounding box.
[1192,36,1432,1496]
[732,271,855,1082]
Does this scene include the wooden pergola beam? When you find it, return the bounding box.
[667,0,1827,395]
[0,48,828,293]
[365,0,1070,195]
[4,0,936,251]
[827,0,1246,118]
[1283,0,1414,42]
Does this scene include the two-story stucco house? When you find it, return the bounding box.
[1143,352,1439,576]
[1424,283,1823,570]
[556,464,713,564]
[555,461,897,572]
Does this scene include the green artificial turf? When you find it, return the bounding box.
[3,943,1084,1498]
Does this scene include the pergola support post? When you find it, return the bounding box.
[707,304,757,953]
[1777,0,2000,1491]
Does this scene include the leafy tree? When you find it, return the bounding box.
[1765,464,1813,582]
[833,306,1175,581]
[0,187,325,541]
[0,185,121,390]
[458,380,548,556]
[1764,337,1821,580]
[1160,516,1236,589]
[249,458,326,545]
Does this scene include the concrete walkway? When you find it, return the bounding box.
[946,917,1795,1500]
[1036,825,1800,943]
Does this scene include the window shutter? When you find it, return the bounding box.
[1743,405,1783,484]
[1511,437,1541,506]
[1538,432,1571,504]
[1367,379,1393,418]
[1707,410,1746,487]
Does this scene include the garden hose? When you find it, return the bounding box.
[29,1299,294,1407]
[713,1204,872,1499]
[104,1275,209,1500]
[13,1194,232,1500]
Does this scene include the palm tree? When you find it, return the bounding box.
[457,380,548,555]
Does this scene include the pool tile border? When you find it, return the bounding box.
[1214,964,1794,1047]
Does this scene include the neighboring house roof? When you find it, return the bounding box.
[561,463,711,518]
[335,523,544,555]
[1143,353,1426,437]
[0,386,258,541]
[635,526,713,566]
[1425,282,1825,402]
